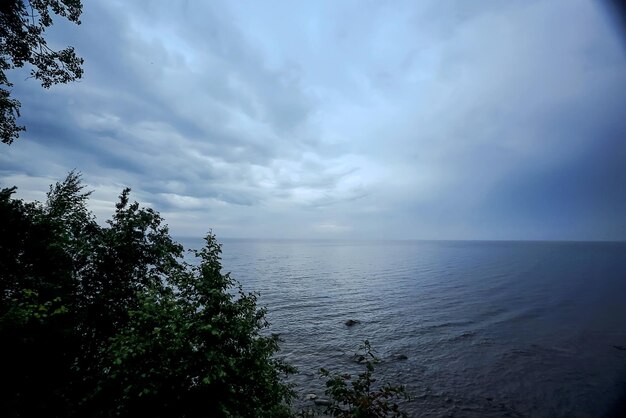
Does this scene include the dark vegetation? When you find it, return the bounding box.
[0,173,295,417]
[320,341,409,418]
[0,173,409,417]
[0,2,409,417]
[1,0,83,145]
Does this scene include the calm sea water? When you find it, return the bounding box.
[180,239,626,417]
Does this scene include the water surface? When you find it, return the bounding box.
[181,239,626,417]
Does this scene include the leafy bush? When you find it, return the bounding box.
[0,172,410,417]
[0,172,294,417]
[320,341,409,418]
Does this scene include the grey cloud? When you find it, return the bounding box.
[2,0,625,240]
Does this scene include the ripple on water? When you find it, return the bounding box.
[181,239,626,417]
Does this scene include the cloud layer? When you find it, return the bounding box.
[2,0,625,240]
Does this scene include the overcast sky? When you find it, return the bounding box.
[1,0,625,240]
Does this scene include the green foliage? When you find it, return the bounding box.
[320,341,410,418]
[1,0,84,144]
[0,172,294,417]
[0,171,90,416]
[0,172,410,417]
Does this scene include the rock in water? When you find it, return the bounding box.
[354,354,367,364]
[345,319,360,326]
[314,398,332,406]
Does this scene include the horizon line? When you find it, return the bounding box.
[173,236,626,244]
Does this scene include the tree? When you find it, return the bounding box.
[1,0,84,145]
[0,171,92,416]
[0,173,411,417]
[0,172,295,417]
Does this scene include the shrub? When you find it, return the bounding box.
[0,172,294,417]
[0,172,410,417]
[320,341,409,418]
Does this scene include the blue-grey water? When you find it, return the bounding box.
[181,239,626,417]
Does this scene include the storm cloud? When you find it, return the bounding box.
[1,0,625,240]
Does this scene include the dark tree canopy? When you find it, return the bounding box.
[0,173,411,417]
[0,0,83,145]
[0,172,295,417]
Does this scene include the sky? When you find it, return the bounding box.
[1,0,626,241]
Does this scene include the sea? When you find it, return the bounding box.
[180,238,626,417]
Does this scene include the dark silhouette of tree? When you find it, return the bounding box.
[0,172,295,417]
[1,0,83,145]
[0,172,410,417]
